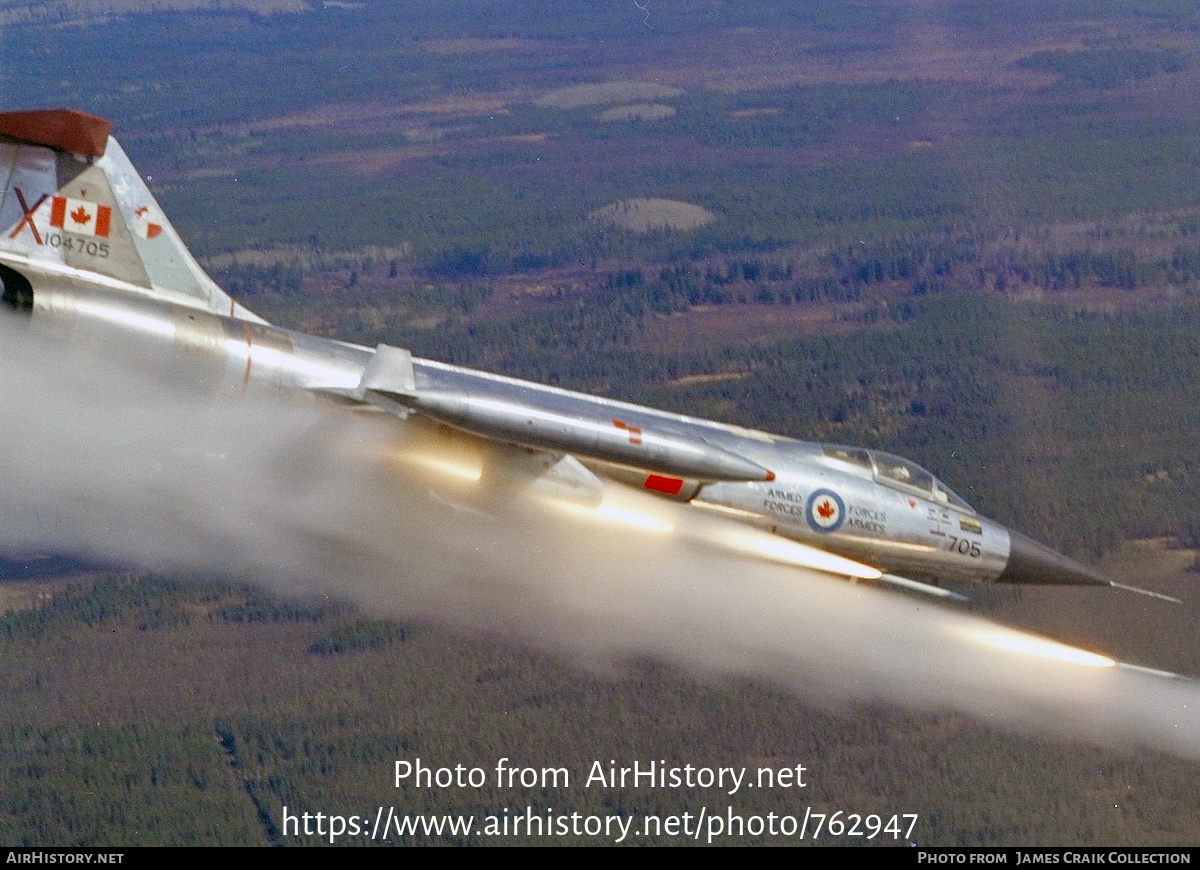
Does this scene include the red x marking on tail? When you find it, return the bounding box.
[8,187,47,243]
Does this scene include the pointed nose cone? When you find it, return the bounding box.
[998,530,1109,586]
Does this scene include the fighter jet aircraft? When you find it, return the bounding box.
[0,108,1165,602]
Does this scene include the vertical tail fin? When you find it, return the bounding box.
[0,108,261,321]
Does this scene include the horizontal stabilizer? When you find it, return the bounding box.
[0,108,111,158]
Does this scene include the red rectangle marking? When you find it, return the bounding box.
[95,205,111,238]
[49,195,66,229]
[644,474,684,496]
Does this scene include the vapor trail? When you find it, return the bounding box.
[0,316,1196,759]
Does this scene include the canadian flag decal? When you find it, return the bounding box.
[49,196,111,238]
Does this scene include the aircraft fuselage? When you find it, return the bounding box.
[1,258,1104,591]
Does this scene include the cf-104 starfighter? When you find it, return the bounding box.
[0,108,1162,602]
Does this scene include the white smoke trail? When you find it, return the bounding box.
[0,314,1196,759]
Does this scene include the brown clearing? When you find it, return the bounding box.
[231,97,515,135]
[665,371,750,388]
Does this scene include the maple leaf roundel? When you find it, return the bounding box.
[805,488,845,533]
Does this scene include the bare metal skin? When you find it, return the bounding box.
[0,108,1133,603]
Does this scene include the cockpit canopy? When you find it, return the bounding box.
[821,445,974,513]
